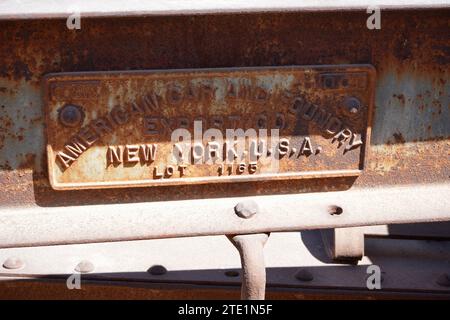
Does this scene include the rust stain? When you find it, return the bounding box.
[17,153,36,170]
[392,132,406,144]
[0,9,448,206]
[393,94,406,106]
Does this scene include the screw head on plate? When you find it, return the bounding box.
[59,104,84,127]
[234,200,259,219]
[75,260,94,273]
[344,97,362,114]
[2,257,24,270]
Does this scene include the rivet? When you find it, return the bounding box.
[234,200,259,219]
[224,270,240,277]
[436,273,450,287]
[344,97,361,114]
[148,265,167,275]
[295,269,314,282]
[75,260,94,273]
[3,257,24,270]
[59,104,84,127]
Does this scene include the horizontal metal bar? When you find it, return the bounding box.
[0,183,449,248]
[1,233,450,296]
[1,0,449,20]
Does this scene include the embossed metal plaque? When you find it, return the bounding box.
[44,65,375,190]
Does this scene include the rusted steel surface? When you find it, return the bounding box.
[44,66,374,189]
[3,279,446,300]
[0,9,449,206]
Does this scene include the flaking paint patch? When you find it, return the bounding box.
[373,69,450,145]
[0,80,43,171]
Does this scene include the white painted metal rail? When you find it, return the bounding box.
[1,183,449,248]
[1,0,449,20]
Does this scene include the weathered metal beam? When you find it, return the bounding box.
[0,183,448,248]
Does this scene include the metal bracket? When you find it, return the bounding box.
[228,233,269,300]
[321,227,365,263]
[321,222,450,263]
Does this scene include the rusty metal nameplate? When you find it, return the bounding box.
[44,65,375,190]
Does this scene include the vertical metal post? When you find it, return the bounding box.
[229,233,269,300]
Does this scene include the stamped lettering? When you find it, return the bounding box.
[44,65,375,189]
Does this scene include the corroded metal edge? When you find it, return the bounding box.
[47,167,363,190]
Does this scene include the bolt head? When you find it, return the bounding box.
[295,269,313,282]
[75,260,94,273]
[234,200,259,219]
[3,257,24,270]
[59,104,84,127]
[148,265,167,275]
